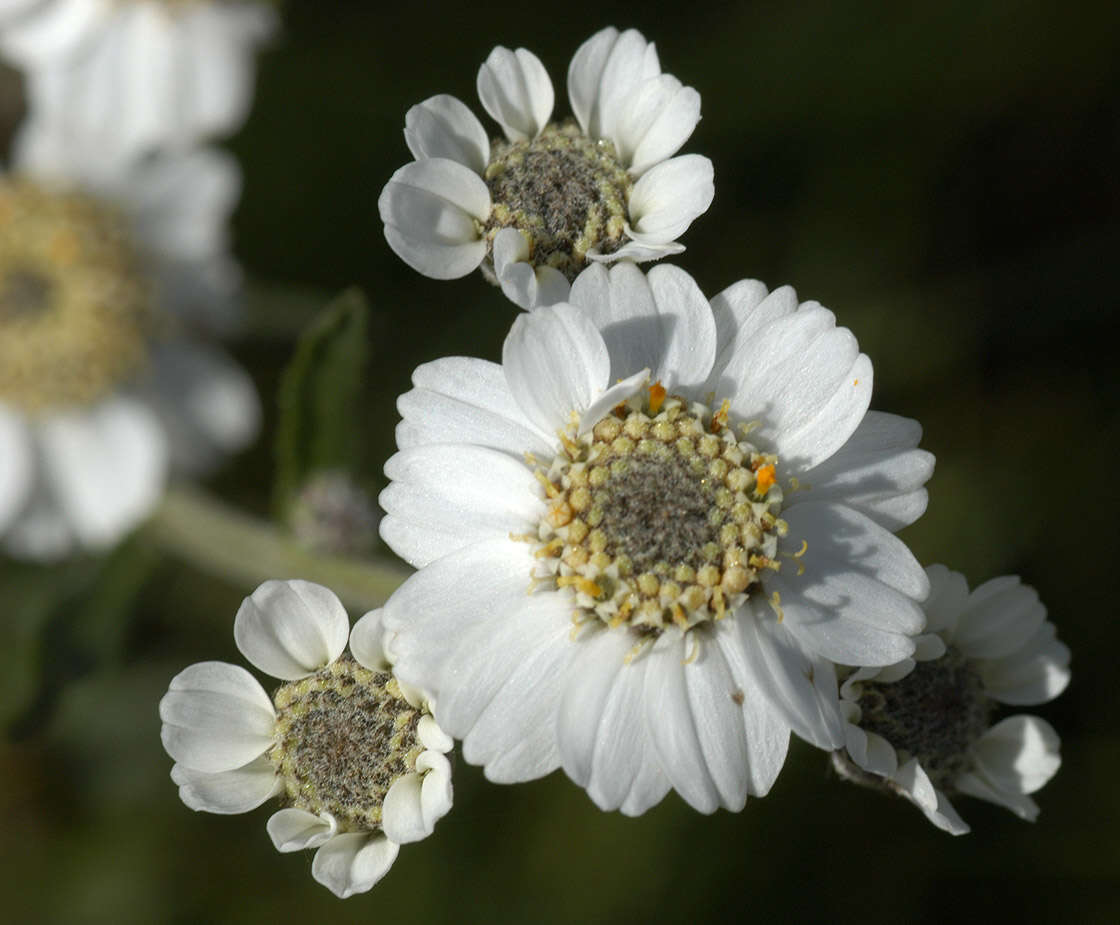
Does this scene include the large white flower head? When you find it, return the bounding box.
[0,138,258,560]
[159,580,454,899]
[370,262,934,815]
[0,0,276,164]
[833,564,1069,834]
[379,27,715,310]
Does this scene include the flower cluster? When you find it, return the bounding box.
[0,12,1068,902]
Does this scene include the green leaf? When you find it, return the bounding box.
[272,287,370,519]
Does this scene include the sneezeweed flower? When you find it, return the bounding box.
[0,0,276,164]
[379,27,714,309]
[0,140,257,559]
[833,565,1069,834]
[371,262,934,815]
[159,580,454,899]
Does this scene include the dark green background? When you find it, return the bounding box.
[2,1,1118,921]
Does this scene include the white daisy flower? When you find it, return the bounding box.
[368,262,933,815]
[0,141,257,560]
[159,580,454,899]
[0,0,276,164]
[834,564,1069,834]
[378,26,714,310]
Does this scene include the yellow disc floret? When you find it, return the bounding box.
[530,384,787,635]
[0,178,151,412]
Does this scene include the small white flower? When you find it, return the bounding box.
[0,0,276,164]
[159,580,454,899]
[379,27,714,309]
[0,141,257,560]
[375,262,933,815]
[835,564,1069,834]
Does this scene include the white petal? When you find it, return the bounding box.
[461,593,578,783]
[1,490,74,561]
[159,661,276,772]
[349,608,390,671]
[143,341,260,473]
[708,279,771,375]
[396,356,555,458]
[577,368,650,437]
[382,750,453,844]
[267,808,338,852]
[952,576,1047,661]
[502,303,610,437]
[234,580,350,680]
[0,0,103,64]
[711,619,792,796]
[311,833,399,899]
[381,538,538,734]
[971,714,1061,796]
[567,26,620,137]
[171,755,281,814]
[417,715,454,753]
[379,158,489,279]
[682,630,752,811]
[404,94,490,175]
[977,621,1070,706]
[118,147,240,265]
[418,750,454,831]
[843,725,898,779]
[568,262,717,391]
[797,411,934,531]
[643,632,721,813]
[894,758,970,835]
[646,264,718,390]
[38,397,168,549]
[921,564,970,638]
[619,744,671,817]
[720,304,871,469]
[588,238,684,263]
[616,75,701,176]
[380,443,543,568]
[626,154,714,244]
[492,226,571,310]
[557,625,636,794]
[954,771,1040,822]
[381,772,426,844]
[476,46,553,142]
[0,405,33,533]
[772,502,927,665]
[584,28,662,144]
[736,612,846,749]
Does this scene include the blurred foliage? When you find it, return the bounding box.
[2,0,1119,922]
[272,288,369,519]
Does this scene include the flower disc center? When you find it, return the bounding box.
[483,120,632,282]
[0,178,151,412]
[857,647,994,790]
[271,654,424,833]
[532,387,786,633]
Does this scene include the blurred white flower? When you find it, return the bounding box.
[376,262,933,815]
[379,26,714,309]
[0,139,257,560]
[834,564,1070,834]
[159,580,454,899]
[0,0,276,163]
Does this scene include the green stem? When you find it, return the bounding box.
[148,484,410,612]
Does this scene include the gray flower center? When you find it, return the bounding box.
[483,121,632,282]
[271,654,424,833]
[857,646,994,790]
